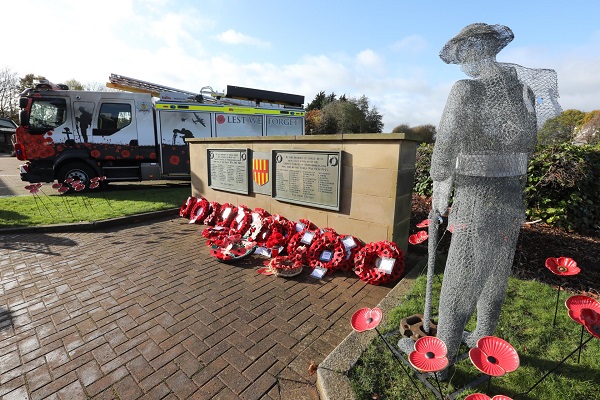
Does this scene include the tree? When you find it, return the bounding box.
[63,79,84,90]
[392,123,413,134]
[538,109,585,145]
[306,92,383,134]
[411,124,437,143]
[574,110,600,145]
[306,91,337,111]
[0,67,19,120]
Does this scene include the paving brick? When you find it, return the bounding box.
[3,386,30,400]
[56,379,87,400]
[217,365,251,395]
[174,350,202,378]
[240,372,278,400]
[76,359,104,387]
[26,363,53,392]
[191,357,229,387]
[112,375,143,400]
[138,362,178,393]
[242,352,278,382]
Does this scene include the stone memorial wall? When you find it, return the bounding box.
[187,133,420,251]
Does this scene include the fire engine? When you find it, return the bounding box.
[14,74,305,186]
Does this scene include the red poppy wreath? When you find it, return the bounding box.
[354,240,405,285]
[189,197,210,224]
[179,196,197,218]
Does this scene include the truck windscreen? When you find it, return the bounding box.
[28,98,67,133]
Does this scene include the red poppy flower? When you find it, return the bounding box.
[545,257,580,276]
[408,336,449,373]
[408,230,428,245]
[121,149,131,158]
[73,184,85,192]
[90,182,100,189]
[105,156,114,160]
[29,187,39,194]
[99,176,107,181]
[58,186,69,193]
[566,295,600,325]
[24,184,36,190]
[150,152,157,159]
[216,115,226,124]
[464,395,513,400]
[170,155,180,165]
[350,307,382,332]
[91,150,101,158]
[469,336,519,377]
[416,219,429,228]
[51,183,62,189]
[580,308,600,339]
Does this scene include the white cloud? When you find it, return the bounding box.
[215,29,271,48]
[390,34,429,53]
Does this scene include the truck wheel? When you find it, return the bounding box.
[57,163,97,189]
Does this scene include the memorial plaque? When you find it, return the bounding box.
[272,150,342,211]
[207,148,249,194]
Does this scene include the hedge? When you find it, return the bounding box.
[413,143,600,235]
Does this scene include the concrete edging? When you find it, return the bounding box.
[316,257,426,400]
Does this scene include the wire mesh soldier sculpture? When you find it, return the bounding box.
[428,23,539,368]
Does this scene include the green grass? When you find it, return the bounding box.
[0,185,190,227]
[348,259,600,400]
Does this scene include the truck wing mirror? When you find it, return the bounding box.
[19,110,29,127]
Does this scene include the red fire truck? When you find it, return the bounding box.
[14,74,305,187]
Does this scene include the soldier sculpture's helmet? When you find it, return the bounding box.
[440,23,514,64]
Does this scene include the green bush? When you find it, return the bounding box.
[526,143,599,234]
[412,143,600,234]
[413,143,434,197]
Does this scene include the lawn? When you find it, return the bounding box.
[348,258,600,400]
[0,184,190,228]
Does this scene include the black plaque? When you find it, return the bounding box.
[207,148,250,194]
[272,150,342,211]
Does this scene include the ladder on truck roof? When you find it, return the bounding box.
[107,74,199,100]
[106,73,304,108]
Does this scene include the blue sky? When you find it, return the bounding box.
[3,0,599,131]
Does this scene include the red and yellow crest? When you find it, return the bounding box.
[253,159,269,186]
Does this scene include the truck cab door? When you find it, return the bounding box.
[91,100,139,160]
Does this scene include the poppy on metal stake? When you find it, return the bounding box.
[351,308,427,400]
[565,295,600,363]
[545,257,580,326]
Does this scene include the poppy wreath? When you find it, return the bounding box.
[208,234,256,263]
[203,202,221,226]
[353,240,405,285]
[216,203,237,228]
[257,214,295,248]
[245,208,271,241]
[338,234,365,272]
[229,204,252,235]
[286,227,321,264]
[259,254,304,278]
[205,233,242,248]
[307,229,347,274]
[295,218,318,232]
[189,197,210,224]
[202,225,229,242]
[179,196,197,218]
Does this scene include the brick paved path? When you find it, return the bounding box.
[0,217,393,399]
